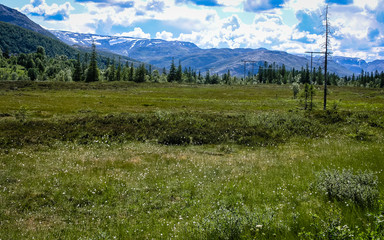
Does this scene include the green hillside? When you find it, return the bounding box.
[0,21,79,58]
[0,21,143,68]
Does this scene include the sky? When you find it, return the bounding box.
[2,0,384,62]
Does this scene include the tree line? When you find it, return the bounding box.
[1,45,384,88]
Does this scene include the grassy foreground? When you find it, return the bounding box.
[1,82,384,239]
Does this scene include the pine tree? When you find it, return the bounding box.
[116,57,121,81]
[148,64,152,82]
[205,70,211,84]
[129,63,134,81]
[108,58,115,81]
[134,64,146,83]
[72,53,82,82]
[167,58,176,82]
[85,42,99,82]
[176,61,182,83]
[122,62,129,81]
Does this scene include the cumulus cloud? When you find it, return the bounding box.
[176,13,294,50]
[156,30,174,40]
[21,0,74,21]
[115,27,151,38]
[21,0,384,62]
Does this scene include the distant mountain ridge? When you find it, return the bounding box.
[0,4,56,39]
[1,3,383,77]
[52,30,357,77]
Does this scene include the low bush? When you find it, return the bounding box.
[313,169,379,208]
[4,110,378,148]
[186,206,274,239]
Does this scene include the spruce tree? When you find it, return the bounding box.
[129,63,134,81]
[72,53,82,82]
[176,61,182,82]
[85,42,99,82]
[116,57,121,81]
[148,64,152,82]
[134,64,146,83]
[205,70,211,84]
[167,58,176,82]
[108,58,116,81]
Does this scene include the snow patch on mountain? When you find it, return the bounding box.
[110,38,132,46]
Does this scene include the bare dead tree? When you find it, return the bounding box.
[323,4,331,110]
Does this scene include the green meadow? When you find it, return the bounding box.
[1,81,384,239]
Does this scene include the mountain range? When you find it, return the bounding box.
[53,30,356,76]
[1,3,384,77]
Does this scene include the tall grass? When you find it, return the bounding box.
[0,82,383,239]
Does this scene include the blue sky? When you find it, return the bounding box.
[3,0,384,61]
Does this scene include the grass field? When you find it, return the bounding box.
[1,81,384,239]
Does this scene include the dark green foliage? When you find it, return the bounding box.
[0,112,328,148]
[129,62,134,81]
[0,21,79,59]
[36,46,46,61]
[176,61,182,83]
[107,58,115,81]
[27,68,38,81]
[167,58,176,82]
[116,57,121,81]
[313,169,379,208]
[85,42,99,82]
[3,46,10,58]
[72,53,82,82]
[134,64,146,83]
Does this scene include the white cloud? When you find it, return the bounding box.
[21,0,74,21]
[20,0,384,62]
[287,0,324,11]
[354,0,379,11]
[175,13,294,49]
[115,27,151,38]
[156,31,174,40]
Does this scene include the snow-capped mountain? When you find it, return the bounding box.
[52,30,199,59]
[52,30,356,76]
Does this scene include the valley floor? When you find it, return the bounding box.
[1,82,383,239]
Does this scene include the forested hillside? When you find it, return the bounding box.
[0,21,79,59]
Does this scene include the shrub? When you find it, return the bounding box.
[313,169,379,207]
[14,105,28,122]
[187,206,274,240]
[298,209,356,240]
